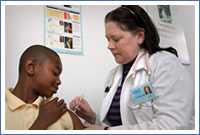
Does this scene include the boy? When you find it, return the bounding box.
[6,45,84,130]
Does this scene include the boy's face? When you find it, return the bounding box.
[33,55,62,98]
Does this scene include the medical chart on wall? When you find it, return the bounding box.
[145,5,190,64]
[45,5,83,55]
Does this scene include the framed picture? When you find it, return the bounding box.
[45,5,83,55]
[157,5,172,24]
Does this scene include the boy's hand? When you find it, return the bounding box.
[30,97,67,130]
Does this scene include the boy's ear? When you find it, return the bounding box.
[24,59,35,76]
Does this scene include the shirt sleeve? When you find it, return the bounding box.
[60,111,74,130]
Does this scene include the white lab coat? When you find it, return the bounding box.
[99,50,194,129]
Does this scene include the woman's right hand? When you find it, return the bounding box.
[69,96,96,124]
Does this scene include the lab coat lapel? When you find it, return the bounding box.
[100,66,123,122]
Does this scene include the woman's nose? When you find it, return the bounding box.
[107,41,115,50]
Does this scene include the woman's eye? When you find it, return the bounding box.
[114,39,119,42]
[113,38,119,42]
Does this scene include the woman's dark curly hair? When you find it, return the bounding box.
[105,5,178,56]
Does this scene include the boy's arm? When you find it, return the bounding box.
[29,117,50,130]
[67,110,85,130]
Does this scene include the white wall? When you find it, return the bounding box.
[5,5,195,114]
[174,6,195,82]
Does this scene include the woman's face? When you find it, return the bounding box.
[105,21,144,64]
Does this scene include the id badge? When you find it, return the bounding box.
[130,83,157,104]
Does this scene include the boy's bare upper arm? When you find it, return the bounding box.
[67,110,85,130]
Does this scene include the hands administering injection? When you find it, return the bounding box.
[69,96,96,124]
[69,96,109,130]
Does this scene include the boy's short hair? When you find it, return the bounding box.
[19,45,59,73]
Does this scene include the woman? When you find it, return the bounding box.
[69,5,194,130]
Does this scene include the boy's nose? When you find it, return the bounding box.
[56,78,61,86]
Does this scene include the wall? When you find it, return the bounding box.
[174,6,195,82]
[5,5,195,114]
[144,5,195,81]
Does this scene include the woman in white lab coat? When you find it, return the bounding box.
[69,5,194,130]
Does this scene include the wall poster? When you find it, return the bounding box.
[45,5,83,55]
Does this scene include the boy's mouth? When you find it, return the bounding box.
[52,88,58,93]
[52,90,57,94]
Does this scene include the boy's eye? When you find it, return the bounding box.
[53,71,59,76]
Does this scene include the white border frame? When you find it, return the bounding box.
[1,1,199,134]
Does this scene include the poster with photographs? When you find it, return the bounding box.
[45,5,82,55]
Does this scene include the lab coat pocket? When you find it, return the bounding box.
[128,101,154,123]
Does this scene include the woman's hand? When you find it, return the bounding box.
[30,97,67,130]
[83,123,107,130]
[69,96,96,124]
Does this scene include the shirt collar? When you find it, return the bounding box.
[6,88,43,111]
[133,50,149,72]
